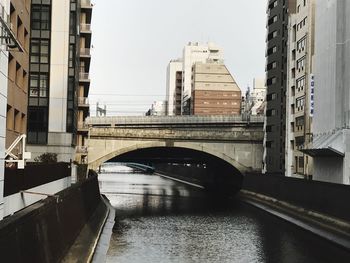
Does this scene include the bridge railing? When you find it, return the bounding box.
[85,115,264,126]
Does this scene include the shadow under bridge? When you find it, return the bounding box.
[109,146,244,195]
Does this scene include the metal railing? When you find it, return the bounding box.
[78,97,89,106]
[80,48,91,56]
[81,0,93,8]
[79,72,90,81]
[77,122,88,130]
[80,23,91,32]
[86,115,265,126]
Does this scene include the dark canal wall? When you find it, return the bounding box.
[0,174,105,263]
[243,173,350,223]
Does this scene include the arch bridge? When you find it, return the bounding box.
[85,115,264,184]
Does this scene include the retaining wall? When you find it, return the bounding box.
[0,174,101,263]
[243,174,350,222]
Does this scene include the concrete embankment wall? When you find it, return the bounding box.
[243,174,350,223]
[0,175,102,263]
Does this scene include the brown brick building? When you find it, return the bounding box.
[191,62,241,115]
[6,0,30,154]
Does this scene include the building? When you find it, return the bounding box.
[76,0,93,164]
[250,78,266,115]
[26,0,93,163]
[285,0,315,178]
[264,0,296,175]
[182,42,223,114]
[0,0,10,220]
[242,79,267,116]
[145,101,167,116]
[0,0,25,219]
[6,0,30,158]
[302,1,350,184]
[191,62,241,115]
[166,59,182,116]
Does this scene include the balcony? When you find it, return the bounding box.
[77,122,89,132]
[81,0,93,8]
[76,146,88,154]
[79,72,90,82]
[80,48,91,57]
[78,97,89,108]
[80,23,92,33]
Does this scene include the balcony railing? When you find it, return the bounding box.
[76,146,88,154]
[78,97,89,107]
[80,23,91,32]
[77,122,89,131]
[80,48,91,56]
[81,0,93,8]
[79,72,90,81]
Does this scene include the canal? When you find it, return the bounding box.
[98,163,350,263]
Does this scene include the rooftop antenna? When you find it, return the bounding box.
[96,102,106,116]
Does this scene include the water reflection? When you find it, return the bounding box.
[99,164,350,263]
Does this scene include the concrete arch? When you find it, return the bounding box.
[88,140,250,175]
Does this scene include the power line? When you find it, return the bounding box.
[89,93,165,97]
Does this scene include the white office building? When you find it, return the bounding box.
[303,1,350,184]
[285,0,315,178]
[250,78,266,115]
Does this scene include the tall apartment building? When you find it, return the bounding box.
[166,59,182,116]
[285,0,315,178]
[182,42,223,115]
[76,0,92,164]
[27,0,92,163]
[191,62,241,115]
[302,1,350,184]
[264,0,296,174]
[6,0,30,157]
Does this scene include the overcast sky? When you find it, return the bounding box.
[89,0,267,115]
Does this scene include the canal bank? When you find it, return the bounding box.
[0,173,111,263]
[152,166,350,251]
[240,174,350,251]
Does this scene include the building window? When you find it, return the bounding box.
[27,108,48,144]
[297,56,305,71]
[29,73,49,106]
[31,5,50,31]
[267,77,277,86]
[297,36,307,52]
[296,76,305,92]
[30,39,49,64]
[295,117,305,130]
[296,96,305,111]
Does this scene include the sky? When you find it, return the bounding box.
[89,0,267,116]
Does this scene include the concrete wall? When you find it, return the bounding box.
[0,0,10,220]
[313,0,350,184]
[0,175,102,263]
[3,177,71,217]
[243,173,350,223]
[27,132,74,162]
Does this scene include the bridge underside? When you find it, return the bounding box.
[107,146,244,195]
